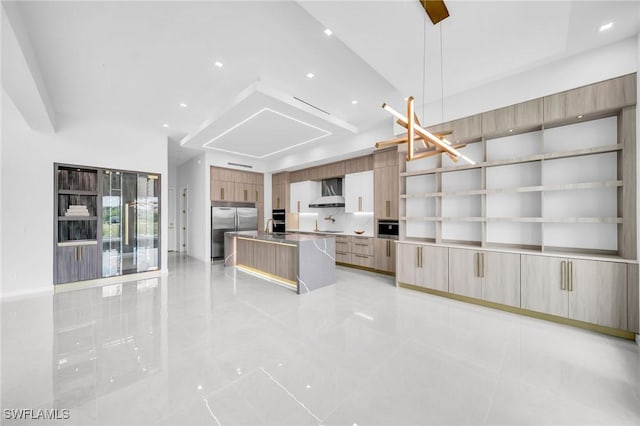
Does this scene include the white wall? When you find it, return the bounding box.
[177,153,206,261]
[417,37,638,127]
[1,92,169,298]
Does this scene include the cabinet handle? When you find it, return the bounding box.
[297,201,300,213]
[476,253,480,277]
[277,198,280,209]
[358,196,362,212]
[256,190,259,201]
[416,246,421,268]
[79,247,83,261]
[74,247,78,261]
[386,200,390,217]
[568,261,573,292]
[244,189,248,201]
[220,187,224,200]
[481,253,485,278]
[125,205,130,245]
[356,254,367,258]
[387,240,390,257]
[561,261,567,290]
[355,243,368,247]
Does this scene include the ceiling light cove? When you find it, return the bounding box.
[598,22,614,32]
[202,107,332,159]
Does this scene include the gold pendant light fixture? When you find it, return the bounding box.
[376,0,474,165]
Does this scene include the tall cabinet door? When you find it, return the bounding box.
[482,251,521,307]
[448,248,482,299]
[374,239,395,273]
[569,259,627,329]
[521,255,568,317]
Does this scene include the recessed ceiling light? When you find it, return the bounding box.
[179,103,187,108]
[351,100,358,105]
[324,28,332,36]
[214,61,224,68]
[508,129,513,133]
[163,124,169,128]
[598,22,613,32]
[306,72,315,79]
[578,115,583,119]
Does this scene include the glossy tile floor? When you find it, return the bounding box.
[2,253,639,425]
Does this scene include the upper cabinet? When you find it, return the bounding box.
[374,150,399,219]
[544,74,636,124]
[290,181,321,213]
[272,172,290,211]
[345,170,373,213]
[482,99,543,137]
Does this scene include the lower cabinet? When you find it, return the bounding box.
[448,248,521,307]
[334,236,376,270]
[521,255,628,330]
[55,244,99,284]
[396,243,448,291]
[374,239,396,273]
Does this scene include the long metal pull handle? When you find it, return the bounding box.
[74,247,78,261]
[277,198,280,209]
[355,243,368,247]
[297,201,300,213]
[244,189,248,201]
[79,247,83,262]
[386,200,390,217]
[256,190,259,202]
[481,253,485,278]
[221,187,224,200]
[476,253,480,277]
[125,205,130,246]
[359,196,362,212]
[387,240,390,257]
[417,246,421,268]
[568,261,573,292]
[561,261,566,290]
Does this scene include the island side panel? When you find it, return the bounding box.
[224,233,236,266]
[297,237,336,294]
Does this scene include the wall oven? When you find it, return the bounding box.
[272,209,286,233]
[377,220,399,239]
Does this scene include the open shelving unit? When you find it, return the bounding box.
[400,112,632,258]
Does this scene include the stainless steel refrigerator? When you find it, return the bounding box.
[211,205,258,259]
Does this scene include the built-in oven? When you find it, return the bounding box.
[272,209,286,233]
[377,220,399,239]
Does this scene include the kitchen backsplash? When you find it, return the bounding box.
[295,208,374,235]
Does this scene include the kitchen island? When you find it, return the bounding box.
[224,231,335,294]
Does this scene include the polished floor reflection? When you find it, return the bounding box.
[2,253,639,425]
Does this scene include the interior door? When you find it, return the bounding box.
[102,170,123,277]
[136,174,159,272]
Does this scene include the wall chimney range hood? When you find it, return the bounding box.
[309,178,345,208]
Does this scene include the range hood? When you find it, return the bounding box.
[309,178,345,208]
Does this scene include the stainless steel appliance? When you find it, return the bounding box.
[272,209,286,233]
[377,220,399,239]
[211,202,257,259]
[309,178,345,208]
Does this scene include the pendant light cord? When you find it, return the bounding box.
[440,24,444,124]
[422,17,426,124]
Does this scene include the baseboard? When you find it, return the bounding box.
[0,286,54,301]
[336,262,395,276]
[54,270,164,294]
[398,282,636,341]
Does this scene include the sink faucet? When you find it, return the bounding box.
[265,218,274,234]
[324,214,335,223]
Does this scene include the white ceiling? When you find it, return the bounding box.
[9,1,640,168]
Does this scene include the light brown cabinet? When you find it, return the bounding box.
[482,99,542,136]
[396,243,448,291]
[374,165,399,219]
[211,180,235,201]
[374,239,396,273]
[448,248,521,307]
[543,74,636,123]
[521,254,628,330]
